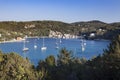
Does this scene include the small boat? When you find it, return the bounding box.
[84,42,86,46]
[55,38,59,49]
[81,44,85,51]
[23,47,29,51]
[60,38,62,43]
[41,37,47,50]
[23,38,29,51]
[55,43,59,49]
[34,39,37,49]
[41,47,47,50]
[34,45,37,49]
[81,39,86,52]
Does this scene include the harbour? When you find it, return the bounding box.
[0,38,110,66]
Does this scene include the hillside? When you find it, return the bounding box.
[72,20,120,39]
[0,20,120,41]
[0,21,72,41]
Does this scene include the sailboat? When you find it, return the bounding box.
[34,39,37,49]
[34,44,37,49]
[81,44,85,51]
[41,37,47,50]
[23,38,29,51]
[56,42,59,49]
[55,38,59,49]
[60,38,62,43]
[81,39,86,52]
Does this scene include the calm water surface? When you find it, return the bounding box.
[0,38,110,65]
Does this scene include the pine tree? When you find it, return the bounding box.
[104,35,120,55]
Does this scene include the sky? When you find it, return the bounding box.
[0,0,120,23]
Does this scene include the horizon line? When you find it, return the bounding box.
[0,19,119,24]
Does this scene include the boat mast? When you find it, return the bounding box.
[23,38,25,48]
[43,37,45,47]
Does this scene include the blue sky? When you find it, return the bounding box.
[0,0,120,23]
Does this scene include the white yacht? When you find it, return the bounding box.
[41,37,47,50]
[81,39,86,52]
[23,38,29,51]
[81,44,85,52]
[34,39,37,49]
[60,38,62,43]
[34,45,37,49]
[55,38,60,49]
[23,47,29,51]
[56,42,59,49]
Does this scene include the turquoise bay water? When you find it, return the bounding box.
[0,38,110,65]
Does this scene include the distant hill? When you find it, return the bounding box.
[71,20,120,39]
[0,20,120,41]
[72,20,106,26]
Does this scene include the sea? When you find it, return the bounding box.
[0,38,110,66]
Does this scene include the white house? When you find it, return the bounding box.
[90,33,95,37]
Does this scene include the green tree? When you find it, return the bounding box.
[0,52,37,80]
[104,35,120,55]
[57,48,73,65]
[82,35,120,80]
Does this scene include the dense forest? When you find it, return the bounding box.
[0,20,120,41]
[0,35,120,80]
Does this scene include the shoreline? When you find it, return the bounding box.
[27,36,49,39]
[0,39,25,44]
[0,36,110,44]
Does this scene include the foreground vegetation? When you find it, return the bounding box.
[0,35,120,80]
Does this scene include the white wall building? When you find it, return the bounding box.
[90,33,95,37]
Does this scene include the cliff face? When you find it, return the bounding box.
[49,30,78,39]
